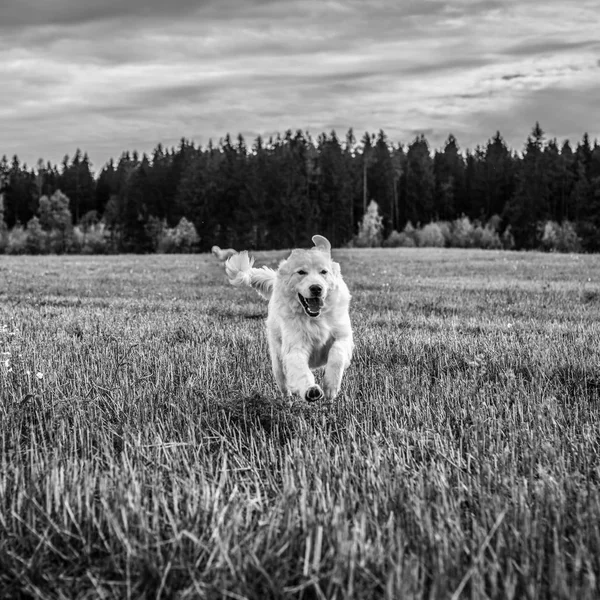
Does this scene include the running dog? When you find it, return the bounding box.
[225,235,353,402]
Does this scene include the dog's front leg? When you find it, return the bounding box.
[267,327,290,397]
[270,347,290,397]
[323,337,353,400]
[283,350,324,402]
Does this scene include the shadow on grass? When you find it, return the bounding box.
[212,390,352,447]
[215,391,299,445]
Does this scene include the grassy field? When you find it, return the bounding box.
[1,248,599,599]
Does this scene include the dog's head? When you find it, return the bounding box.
[278,235,341,318]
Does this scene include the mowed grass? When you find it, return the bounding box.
[1,248,599,599]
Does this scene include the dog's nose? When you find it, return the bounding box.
[309,284,322,296]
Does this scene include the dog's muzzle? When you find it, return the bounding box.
[298,294,324,318]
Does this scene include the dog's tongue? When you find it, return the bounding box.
[306,297,323,310]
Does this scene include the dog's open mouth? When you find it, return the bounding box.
[298,294,324,318]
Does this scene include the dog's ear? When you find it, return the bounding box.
[277,258,291,277]
[312,235,331,254]
[277,258,298,289]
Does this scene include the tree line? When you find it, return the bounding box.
[1,122,599,254]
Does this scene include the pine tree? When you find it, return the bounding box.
[464,146,486,218]
[96,159,117,215]
[402,135,435,225]
[119,162,153,252]
[367,130,396,236]
[0,156,8,234]
[558,141,576,221]
[482,132,515,219]
[433,134,465,220]
[504,123,550,248]
[344,128,363,238]
[174,145,219,251]
[316,131,354,247]
[544,139,572,223]
[571,136,600,251]
[0,163,8,252]
[360,132,375,215]
[390,146,404,232]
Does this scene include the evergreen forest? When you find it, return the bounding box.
[1,123,599,254]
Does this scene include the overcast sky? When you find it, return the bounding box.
[1,0,599,170]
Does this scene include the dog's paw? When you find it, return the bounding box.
[305,385,324,403]
[324,384,339,401]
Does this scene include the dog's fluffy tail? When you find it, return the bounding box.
[212,245,238,261]
[225,251,276,300]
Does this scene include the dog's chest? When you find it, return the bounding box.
[305,320,335,368]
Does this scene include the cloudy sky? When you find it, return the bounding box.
[2,0,599,170]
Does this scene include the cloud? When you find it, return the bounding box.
[0,0,207,28]
[506,38,600,58]
[0,0,599,167]
[499,83,600,146]
[444,79,600,153]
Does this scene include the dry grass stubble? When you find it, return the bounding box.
[0,249,599,599]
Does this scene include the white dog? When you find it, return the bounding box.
[225,235,353,402]
[212,245,238,261]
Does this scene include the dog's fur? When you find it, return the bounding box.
[212,245,238,261]
[225,235,353,402]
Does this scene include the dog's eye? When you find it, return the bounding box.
[297,270,307,275]
[320,269,328,275]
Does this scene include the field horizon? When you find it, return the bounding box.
[1,247,599,599]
